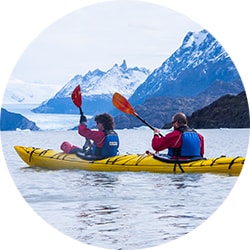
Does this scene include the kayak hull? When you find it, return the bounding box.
[14,145,245,175]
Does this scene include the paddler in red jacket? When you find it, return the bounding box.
[152,112,204,159]
[61,113,119,158]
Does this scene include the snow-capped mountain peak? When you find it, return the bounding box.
[182,30,208,49]
[32,60,150,114]
[54,59,150,99]
[129,29,242,105]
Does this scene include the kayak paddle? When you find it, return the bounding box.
[71,85,91,149]
[71,84,84,116]
[112,92,163,136]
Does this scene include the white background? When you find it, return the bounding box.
[0,0,250,250]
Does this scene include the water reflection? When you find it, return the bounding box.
[71,172,212,249]
[80,172,119,188]
[169,174,203,189]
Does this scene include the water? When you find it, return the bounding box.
[1,128,249,250]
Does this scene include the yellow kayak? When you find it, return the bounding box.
[14,145,245,175]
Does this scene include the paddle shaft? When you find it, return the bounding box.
[135,113,156,131]
[138,114,164,137]
[79,107,83,116]
[71,85,91,147]
[112,92,164,137]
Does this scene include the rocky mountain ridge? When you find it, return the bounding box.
[0,108,40,131]
[128,29,242,106]
[114,80,245,129]
[186,91,250,129]
[32,60,150,115]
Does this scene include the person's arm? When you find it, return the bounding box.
[78,124,105,147]
[152,130,181,152]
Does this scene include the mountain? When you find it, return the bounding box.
[114,79,244,129]
[2,76,61,104]
[128,29,243,106]
[32,60,150,115]
[0,108,40,131]
[114,91,249,130]
[187,91,250,129]
[113,29,245,129]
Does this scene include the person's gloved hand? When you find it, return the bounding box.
[79,114,87,124]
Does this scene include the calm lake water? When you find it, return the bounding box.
[1,128,249,249]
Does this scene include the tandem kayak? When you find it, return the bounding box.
[14,145,245,175]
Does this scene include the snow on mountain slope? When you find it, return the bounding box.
[54,60,150,99]
[31,60,150,114]
[2,76,62,104]
[129,29,242,105]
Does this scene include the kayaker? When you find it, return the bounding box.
[152,112,204,159]
[60,113,119,159]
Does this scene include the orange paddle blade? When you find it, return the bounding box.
[112,92,136,115]
[71,85,82,108]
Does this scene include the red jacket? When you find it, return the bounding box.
[78,124,105,148]
[152,129,204,157]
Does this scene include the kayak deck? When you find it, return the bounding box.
[14,145,245,175]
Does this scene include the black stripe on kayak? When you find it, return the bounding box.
[29,147,40,162]
[228,156,242,170]
[153,154,205,173]
[173,162,185,173]
[210,156,226,167]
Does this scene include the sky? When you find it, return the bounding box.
[10,0,202,85]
